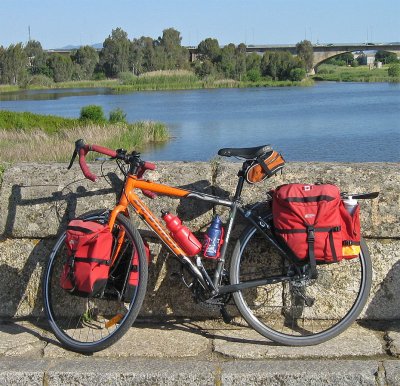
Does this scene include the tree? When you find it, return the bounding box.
[246,53,261,81]
[0,46,5,83]
[47,54,73,82]
[194,59,215,78]
[72,45,99,79]
[25,40,47,75]
[261,51,303,81]
[100,27,130,77]
[156,28,189,70]
[1,43,28,84]
[326,52,355,66]
[219,43,236,78]
[235,43,247,80]
[375,50,399,64]
[197,38,221,63]
[388,63,400,77]
[296,40,314,72]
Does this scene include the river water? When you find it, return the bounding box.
[1,82,399,162]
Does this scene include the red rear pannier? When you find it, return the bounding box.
[272,184,343,273]
[340,202,361,259]
[60,219,113,297]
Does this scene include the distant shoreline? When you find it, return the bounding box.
[1,64,399,95]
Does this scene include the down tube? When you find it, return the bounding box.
[127,190,209,288]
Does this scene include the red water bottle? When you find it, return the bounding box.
[161,210,202,256]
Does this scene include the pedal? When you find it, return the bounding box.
[220,306,232,324]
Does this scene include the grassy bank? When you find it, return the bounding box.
[0,70,313,94]
[0,110,169,162]
[313,64,400,82]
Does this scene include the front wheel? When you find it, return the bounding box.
[42,210,148,353]
[230,212,372,346]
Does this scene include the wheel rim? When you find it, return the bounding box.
[43,217,141,348]
[233,226,370,343]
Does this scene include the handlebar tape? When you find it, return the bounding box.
[78,147,97,182]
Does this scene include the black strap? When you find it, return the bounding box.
[130,264,138,272]
[343,240,360,246]
[328,229,338,262]
[74,257,111,265]
[275,226,341,234]
[256,156,272,176]
[285,195,336,203]
[306,226,318,279]
[66,225,95,234]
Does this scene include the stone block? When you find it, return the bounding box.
[46,359,216,385]
[0,235,398,320]
[215,161,400,238]
[221,360,379,386]
[0,162,213,239]
[213,324,384,359]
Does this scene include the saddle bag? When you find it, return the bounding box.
[245,150,285,184]
[60,219,113,297]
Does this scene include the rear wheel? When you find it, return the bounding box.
[42,210,148,353]
[230,212,372,346]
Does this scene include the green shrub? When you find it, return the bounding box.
[109,107,127,123]
[79,105,106,123]
[289,68,306,81]
[388,63,400,77]
[351,60,359,67]
[29,74,54,87]
[119,72,136,85]
[92,71,106,80]
[246,68,262,82]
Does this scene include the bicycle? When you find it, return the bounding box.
[42,139,376,353]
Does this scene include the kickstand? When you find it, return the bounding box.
[220,306,232,324]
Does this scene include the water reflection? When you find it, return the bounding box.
[0,88,112,101]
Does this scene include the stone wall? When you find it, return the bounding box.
[0,161,399,320]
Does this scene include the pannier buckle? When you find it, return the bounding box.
[307,226,315,242]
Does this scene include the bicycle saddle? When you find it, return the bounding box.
[218,145,272,159]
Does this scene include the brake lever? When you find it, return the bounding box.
[68,139,85,170]
[67,149,78,170]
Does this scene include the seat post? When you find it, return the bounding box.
[233,163,247,201]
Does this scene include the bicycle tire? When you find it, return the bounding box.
[42,210,148,353]
[230,211,372,346]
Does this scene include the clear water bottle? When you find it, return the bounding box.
[203,215,224,259]
[342,196,358,215]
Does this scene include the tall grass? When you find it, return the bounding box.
[314,64,397,82]
[0,111,169,162]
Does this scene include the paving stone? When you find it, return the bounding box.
[386,330,400,357]
[0,358,46,385]
[221,360,380,386]
[46,358,216,385]
[384,360,400,386]
[44,325,210,358]
[213,324,385,359]
[0,324,41,356]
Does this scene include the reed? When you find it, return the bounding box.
[0,111,169,162]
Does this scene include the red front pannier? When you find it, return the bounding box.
[123,240,150,302]
[272,184,343,275]
[60,219,113,297]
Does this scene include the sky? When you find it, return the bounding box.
[1,0,399,49]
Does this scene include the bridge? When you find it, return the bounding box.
[188,43,400,72]
[47,42,400,73]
